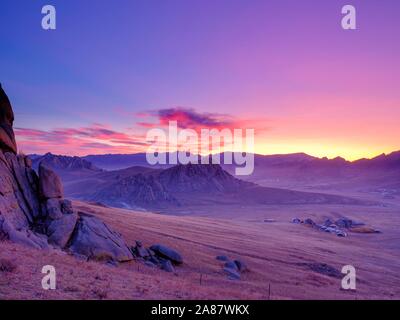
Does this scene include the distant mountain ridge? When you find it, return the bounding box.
[81,151,400,170]
[28,152,398,209]
[65,163,256,209]
[158,163,252,193]
[27,153,368,210]
[83,153,166,170]
[81,151,400,194]
[32,152,102,172]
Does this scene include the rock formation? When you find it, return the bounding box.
[0,83,133,262]
[0,84,17,154]
[31,152,102,172]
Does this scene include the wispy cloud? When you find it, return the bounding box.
[14,108,269,156]
[15,124,148,155]
[137,107,263,131]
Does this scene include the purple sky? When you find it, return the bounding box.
[1,0,399,159]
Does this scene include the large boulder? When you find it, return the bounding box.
[223,266,241,280]
[68,213,133,262]
[44,198,64,220]
[150,244,183,265]
[233,259,248,272]
[0,84,134,263]
[224,261,239,271]
[335,218,353,229]
[46,211,79,248]
[0,84,17,154]
[160,259,175,273]
[0,215,48,249]
[39,163,63,199]
[5,153,41,220]
[0,152,36,228]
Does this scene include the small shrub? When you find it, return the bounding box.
[0,258,17,273]
[92,288,108,299]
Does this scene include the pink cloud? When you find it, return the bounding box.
[137,107,267,133]
[14,108,270,156]
[15,124,148,156]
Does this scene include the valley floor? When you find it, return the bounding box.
[1,201,399,300]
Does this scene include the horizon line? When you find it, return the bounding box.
[29,149,400,163]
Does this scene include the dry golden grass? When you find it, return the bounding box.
[1,200,399,300]
[349,226,379,234]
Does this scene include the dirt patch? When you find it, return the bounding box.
[297,263,342,279]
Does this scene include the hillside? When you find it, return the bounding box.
[1,201,399,299]
[71,151,400,198]
[50,161,369,210]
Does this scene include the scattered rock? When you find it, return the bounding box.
[298,262,342,278]
[216,255,229,261]
[292,218,302,224]
[135,242,184,272]
[150,244,183,265]
[293,216,373,238]
[149,256,160,265]
[224,261,239,271]
[335,230,347,237]
[68,213,133,262]
[136,246,150,258]
[323,219,334,226]
[234,259,248,272]
[217,255,248,280]
[335,218,353,229]
[304,218,315,226]
[223,267,241,280]
[131,240,151,258]
[160,259,175,273]
[319,225,347,237]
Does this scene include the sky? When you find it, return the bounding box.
[0,0,399,160]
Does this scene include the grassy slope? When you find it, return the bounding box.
[1,201,399,300]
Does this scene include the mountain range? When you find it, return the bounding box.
[73,151,400,195]
[28,152,384,211]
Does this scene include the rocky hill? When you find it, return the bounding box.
[90,171,179,209]
[158,163,251,193]
[86,163,251,209]
[31,152,102,172]
[81,151,400,195]
[61,160,368,210]
[0,84,133,262]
